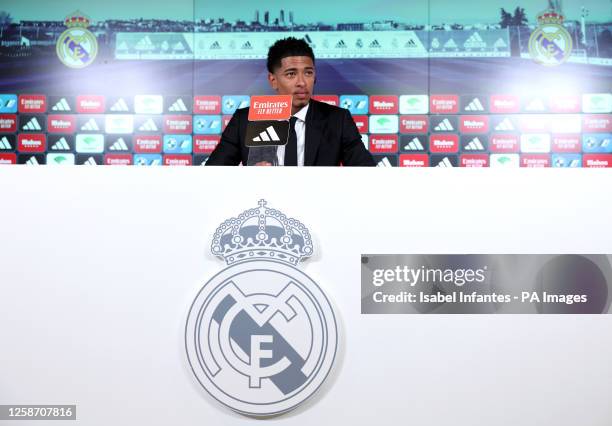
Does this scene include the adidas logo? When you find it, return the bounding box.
[139,119,158,131]
[493,38,507,48]
[210,41,221,49]
[369,39,381,48]
[110,98,129,112]
[83,156,98,165]
[0,136,11,149]
[495,118,514,131]
[444,38,457,49]
[464,98,484,111]
[464,32,486,48]
[464,137,485,150]
[376,157,392,167]
[109,138,129,151]
[51,137,70,150]
[434,118,454,131]
[81,119,99,131]
[168,98,188,112]
[173,41,186,51]
[52,98,71,111]
[435,157,454,168]
[335,40,347,48]
[22,117,42,131]
[136,36,154,49]
[405,39,416,47]
[404,137,424,151]
[241,41,252,49]
[252,126,281,142]
[25,156,40,165]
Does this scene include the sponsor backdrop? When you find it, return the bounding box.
[0,0,610,167]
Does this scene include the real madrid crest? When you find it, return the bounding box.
[185,200,338,416]
[56,11,98,69]
[528,9,572,66]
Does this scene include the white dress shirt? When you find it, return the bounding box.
[276,103,309,166]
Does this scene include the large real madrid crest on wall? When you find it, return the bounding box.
[528,9,572,66]
[56,11,98,69]
[185,200,338,416]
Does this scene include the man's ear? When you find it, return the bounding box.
[268,72,278,91]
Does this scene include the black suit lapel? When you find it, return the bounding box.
[304,101,323,166]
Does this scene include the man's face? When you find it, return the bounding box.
[268,56,315,114]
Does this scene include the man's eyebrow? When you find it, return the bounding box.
[282,66,315,72]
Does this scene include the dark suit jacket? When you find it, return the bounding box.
[206,99,375,166]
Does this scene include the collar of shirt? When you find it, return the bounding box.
[293,103,309,122]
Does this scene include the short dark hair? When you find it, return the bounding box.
[266,37,315,73]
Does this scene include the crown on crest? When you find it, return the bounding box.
[537,10,564,24]
[65,11,91,28]
[211,200,314,265]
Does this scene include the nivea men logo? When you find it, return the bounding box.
[185,200,338,417]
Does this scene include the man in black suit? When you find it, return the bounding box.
[206,37,375,166]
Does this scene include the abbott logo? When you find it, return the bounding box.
[185,200,338,417]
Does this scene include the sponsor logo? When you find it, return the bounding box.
[163,135,192,153]
[56,11,98,68]
[49,96,73,112]
[0,114,17,132]
[491,116,516,132]
[107,97,131,113]
[194,135,220,154]
[222,95,250,115]
[582,134,612,153]
[460,115,489,133]
[47,153,75,166]
[0,153,17,164]
[582,114,612,132]
[104,154,133,166]
[163,154,192,166]
[339,95,368,115]
[374,155,397,167]
[399,95,428,114]
[528,10,572,66]
[429,134,459,153]
[222,115,232,131]
[549,114,581,133]
[18,94,47,113]
[194,115,222,135]
[18,154,46,165]
[185,201,337,417]
[369,135,398,153]
[431,155,457,167]
[461,96,488,112]
[134,95,164,114]
[134,154,162,166]
[105,136,132,152]
[163,115,193,134]
[19,115,46,132]
[490,134,520,152]
[194,96,222,114]
[520,134,551,153]
[400,135,427,152]
[76,95,105,113]
[252,126,281,143]
[519,115,550,132]
[430,116,457,132]
[48,135,75,151]
[490,95,520,113]
[399,154,428,167]
[430,95,458,114]
[523,96,548,112]
[490,153,519,167]
[464,32,487,49]
[249,95,292,121]
[0,95,18,113]
[76,134,104,153]
[369,95,398,114]
[134,116,162,133]
[400,115,428,133]
[369,115,398,134]
[77,115,103,132]
[460,154,489,167]
[47,115,77,133]
[583,154,612,168]
[461,135,488,151]
[76,154,103,165]
[551,134,581,153]
[104,115,134,134]
[353,116,368,133]
[17,134,46,153]
[313,95,339,106]
[582,94,612,113]
[166,96,192,113]
[0,135,16,150]
[134,135,162,153]
[520,154,551,167]
[193,155,210,166]
[552,153,581,168]
[548,95,581,113]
